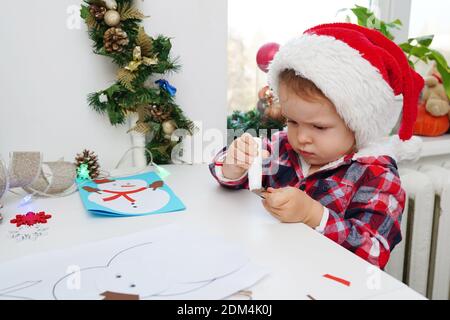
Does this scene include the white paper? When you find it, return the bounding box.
[0,224,267,300]
[248,137,262,191]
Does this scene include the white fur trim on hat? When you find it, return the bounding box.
[268,34,401,150]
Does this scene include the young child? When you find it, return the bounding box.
[209,23,424,269]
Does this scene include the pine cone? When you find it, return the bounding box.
[104,27,129,53]
[89,4,107,21]
[148,105,172,122]
[75,149,101,179]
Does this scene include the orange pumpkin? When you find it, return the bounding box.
[413,103,450,137]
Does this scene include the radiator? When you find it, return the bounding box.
[418,164,450,300]
[385,166,450,300]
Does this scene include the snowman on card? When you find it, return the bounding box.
[77,172,185,217]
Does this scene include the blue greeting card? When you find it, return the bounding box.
[76,172,185,217]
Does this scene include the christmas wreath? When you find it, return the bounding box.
[80,0,194,163]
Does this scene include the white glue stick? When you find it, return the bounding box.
[248,137,263,191]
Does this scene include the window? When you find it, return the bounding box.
[228,0,373,112]
[408,0,450,75]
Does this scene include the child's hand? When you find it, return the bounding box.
[222,133,269,180]
[261,187,324,227]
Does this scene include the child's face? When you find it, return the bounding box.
[279,83,356,166]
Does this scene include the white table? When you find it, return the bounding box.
[0,164,425,300]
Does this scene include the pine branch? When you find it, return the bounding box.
[153,35,172,61]
[106,100,126,125]
[88,92,108,113]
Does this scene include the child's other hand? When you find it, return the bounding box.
[222,133,269,180]
[262,187,324,227]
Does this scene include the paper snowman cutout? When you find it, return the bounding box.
[83,178,170,215]
[53,242,171,300]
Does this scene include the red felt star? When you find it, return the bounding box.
[10,211,52,227]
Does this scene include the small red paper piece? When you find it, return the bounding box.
[323,274,351,287]
[10,211,52,227]
[100,291,139,300]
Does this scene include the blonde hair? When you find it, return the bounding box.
[279,69,331,104]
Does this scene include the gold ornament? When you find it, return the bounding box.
[104,10,121,27]
[125,46,158,72]
[264,102,286,122]
[162,120,177,135]
[103,0,117,10]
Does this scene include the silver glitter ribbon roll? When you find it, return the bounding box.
[0,152,76,200]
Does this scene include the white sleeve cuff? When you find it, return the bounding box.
[215,165,248,182]
[214,151,248,183]
[315,207,329,234]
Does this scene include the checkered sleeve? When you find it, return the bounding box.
[321,169,405,269]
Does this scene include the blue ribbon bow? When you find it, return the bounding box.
[155,79,177,97]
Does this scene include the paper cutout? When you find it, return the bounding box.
[0,225,267,300]
[323,274,351,287]
[0,281,42,300]
[100,291,139,300]
[77,172,185,216]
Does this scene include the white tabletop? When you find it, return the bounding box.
[0,164,425,300]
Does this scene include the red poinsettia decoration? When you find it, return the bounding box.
[10,211,52,227]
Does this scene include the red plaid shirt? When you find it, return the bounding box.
[209,131,405,269]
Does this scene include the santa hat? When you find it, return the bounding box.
[268,23,424,158]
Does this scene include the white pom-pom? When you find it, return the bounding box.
[389,135,423,162]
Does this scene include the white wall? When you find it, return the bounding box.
[375,0,412,43]
[0,0,227,168]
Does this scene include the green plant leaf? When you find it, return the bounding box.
[80,5,89,19]
[430,49,450,71]
[410,46,430,58]
[435,62,450,100]
[105,84,122,97]
[399,43,413,53]
[391,19,403,27]
[415,35,434,47]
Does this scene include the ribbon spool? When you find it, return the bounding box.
[1,148,168,205]
[0,152,77,202]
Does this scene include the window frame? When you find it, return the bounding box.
[373,0,412,43]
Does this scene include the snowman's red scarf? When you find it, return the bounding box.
[101,187,148,202]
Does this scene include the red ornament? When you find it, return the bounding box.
[256,42,280,73]
[10,211,52,227]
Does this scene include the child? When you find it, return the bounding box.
[209,23,424,269]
